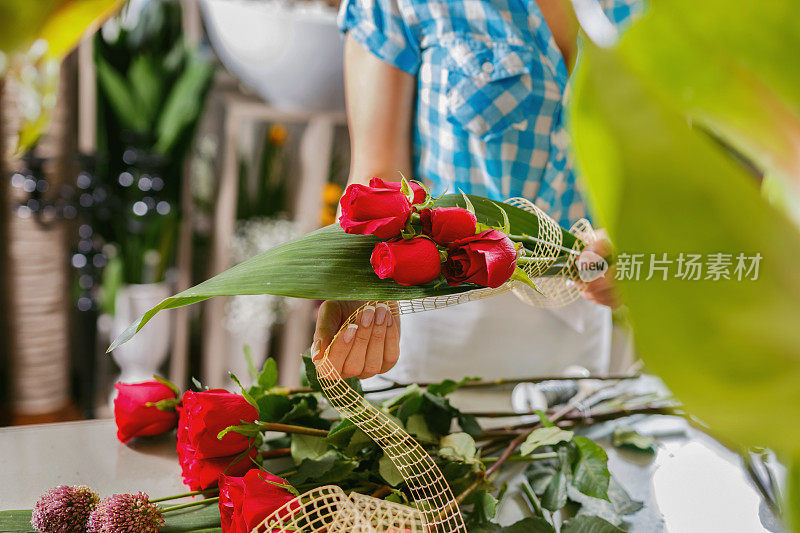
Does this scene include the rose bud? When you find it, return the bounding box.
[178,444,257,491]
[338,178,425,239]
[178,390,258,459]
[113,381,179,443]
[219,470,297,533]
[444,230,518,288]
[420,207,477,244]
[371,237,442,286]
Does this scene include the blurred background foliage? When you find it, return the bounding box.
[93,0,213,289]
[570,0,800,522]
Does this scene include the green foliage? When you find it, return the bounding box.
[561,515,625,533]
[611,426,657,453]
[521,427,574,456]
[92,0,214,285]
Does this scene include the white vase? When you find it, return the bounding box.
[110,283,173,386]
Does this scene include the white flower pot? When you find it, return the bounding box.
[200,0,345,111]
[110,283,173,386]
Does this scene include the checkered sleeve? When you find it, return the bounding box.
[338,0,422,75]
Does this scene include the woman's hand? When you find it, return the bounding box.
[312,301,401,379]
[580,230,621,309]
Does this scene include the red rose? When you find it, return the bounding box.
[444,230,518,288]
[113,380,178,443]
[178,444,257,490]
[420,207,477,244]
[370,177,426,205]
[338,178,426,239]
[370,237,442,286]
[178,390,258,459]
[219,470,297,533]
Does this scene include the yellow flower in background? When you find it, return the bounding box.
[268,123,288,146]
[322,182,343,206]
[319,206,337,227]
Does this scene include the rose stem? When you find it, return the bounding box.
[480,452,558,464]
[161,497,220,513]
[258,422,328,437]
[150,489,218,503]
[261,447,292,459]
[286,374,640,395]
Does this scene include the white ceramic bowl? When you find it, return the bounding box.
[201,0,345,111]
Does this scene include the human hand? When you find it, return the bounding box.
[312,301,401,379]
[580,230,621,309]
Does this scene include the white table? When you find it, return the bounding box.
[0,391,779,532]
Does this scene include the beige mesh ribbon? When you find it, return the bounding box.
[253,198,596,533]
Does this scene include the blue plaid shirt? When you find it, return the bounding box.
[338,0,643,228]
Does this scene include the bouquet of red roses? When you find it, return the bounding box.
[341,177,529,289]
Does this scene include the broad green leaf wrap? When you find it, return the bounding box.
[108,194,578,352]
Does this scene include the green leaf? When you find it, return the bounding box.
[427,376,480,396]
[468,517,556,533]
[96,53,148,132]
[561,515,624,533]
[571,437,610,501]
[571,39,800,455]
[128,54,164,128]
[256,394,292,423]
[0,509,34,532]
[465,489,498,526]
[108,195,578,352]
[228,373,258,410]
[406,413,437,444]
[439,433,479,465]
[457,413,483,437]
[325,419,373,456]
[290,434,329,465]
[288,451,358,485]
[520,427,574,456]
[787,457,800,533]
[610,0,800,188]
[612,426,657,453]
[154,52,214,154]
[378,453,405,487]
[257,357,279,391]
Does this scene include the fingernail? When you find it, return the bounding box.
[311,339,321,360]
[387,310,393,327]
[375,303,389,325]
[342,324,358,343]
[361,305,375,327]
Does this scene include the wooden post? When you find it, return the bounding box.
[0,79,13,426]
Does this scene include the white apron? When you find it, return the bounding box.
[383,292,611,383]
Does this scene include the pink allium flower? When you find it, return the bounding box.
[31,485,99,533]
[86,492,164,533]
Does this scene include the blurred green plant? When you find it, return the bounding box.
[569,0,800,526]
[92,0,213,288]
[0,0,125,154]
